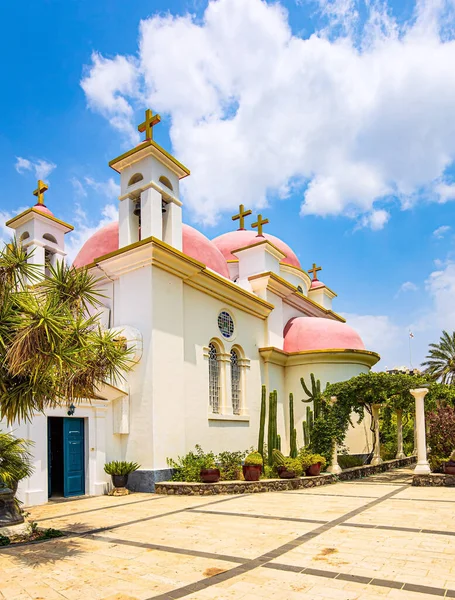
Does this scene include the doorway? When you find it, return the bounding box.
[48,417,85,498]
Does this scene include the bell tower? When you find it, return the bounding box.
[6,180,73,280]
[109,109,190,252]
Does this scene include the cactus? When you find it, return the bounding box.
[301,374,321,448]
[301,373,322,419]
[258,385,267,464]
[277,433,281,451]
[289,393,297,458]
[272,448,286,467]
[267,390,279,465]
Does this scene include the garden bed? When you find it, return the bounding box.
[412,473,455,487]
[155,457,416,495]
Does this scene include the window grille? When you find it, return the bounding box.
[218,311,234,339]
[208,343,220,413]
[230,349,241,415]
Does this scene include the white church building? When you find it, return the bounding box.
[5,110,380,506]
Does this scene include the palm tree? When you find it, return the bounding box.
[422,330,455,384]
[0,239,132,423]
[0,431,34,490]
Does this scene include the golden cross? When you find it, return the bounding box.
[251,214,269,237]
[33,179,49,205]
[308,263,322,281]
[138,108,161,141]
[232,204,252,230]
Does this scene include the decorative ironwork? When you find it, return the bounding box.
[218,311,234,339]
[208,343,220,414]
[230,349,241,415]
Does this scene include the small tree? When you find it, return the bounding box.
[0,240,132,423]
[422,330,455,384]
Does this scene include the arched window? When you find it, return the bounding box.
[159,175,173,191]
[230,349,241,415]
[128,173,144,186]
[208,342,220,414]
[20,231,30,242]
[43,233,57,244]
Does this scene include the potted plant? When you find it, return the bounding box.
[0,431,34,496]
[306,453,327,476]
[243,451,263,481]
[104,461,140,489]
[444,450,455,475]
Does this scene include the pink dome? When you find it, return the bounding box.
[283,317,365,353]
[73,221,230,278]
[33,204,54,217]
[310,279,325,289]
[212,230,301,268]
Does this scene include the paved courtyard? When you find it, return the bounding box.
[1,468,454,600]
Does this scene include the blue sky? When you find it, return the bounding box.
[2,0,455,369]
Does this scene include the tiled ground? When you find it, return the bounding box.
[1,468,454,600]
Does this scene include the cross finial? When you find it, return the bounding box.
[232,204,252,230]
[251,214,269,237]
[33,180,49,206]
[308,263,322,281]
[138,108,161,141]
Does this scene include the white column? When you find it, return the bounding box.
[371,404,383,465]
[410,388,431,475]
[141,187,163,240]
[92,405,109,495]
[220,353,232,415]
[395,409,406,459]
[162,201,182,251]
[327,397,342,474]
[413,419,418,456]
[26,242,45,281]
[327,440,342,474]
[119,198,138,248]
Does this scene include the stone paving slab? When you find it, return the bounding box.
[1,467,454,600]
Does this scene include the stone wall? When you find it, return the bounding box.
[155,457,416,495]
[412,473,455,487]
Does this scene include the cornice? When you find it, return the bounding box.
[109,139,190,179]
[248,271,345,322]
[231,238,286,261]
[259,347,380,368]
[6,207,74,232]
[279,263,312,288]
[86,236,274,320]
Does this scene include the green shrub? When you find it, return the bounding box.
[244,451,263,466]
[298,449,327,471]
[429,455,449,473]
[39,528,64,540]
[0,535,10,546]
[282,457,303,477]
[262,464,277,478]
[0,431,34,489]
[271,449,286,467]
[167,445,216,482]
[427,406,455,457]
[104,461,140,476]
[217,451,246,480]
[338,455,365,469]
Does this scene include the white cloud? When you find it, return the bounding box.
[84,177,120,199]
[80,0,455,225]
[397,281,418,295]
[433,224,451,238]
[0,211,13,245]
[357,209,390,230]
[15,157,56,180]
[435,181,455,203]
[424,260,455,330]
[65,203,119,263]
[80,52,139,145]
[70,177,88,198]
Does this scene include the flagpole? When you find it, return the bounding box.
[409,331,413,369]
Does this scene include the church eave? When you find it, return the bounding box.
[109,139,190,179]
[6,207,74,232]
[259,347,380,368]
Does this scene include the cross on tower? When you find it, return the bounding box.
[251,214,269,237]
[308,263,322,281]
[138,109,161,141]
[33,180,49,205]
[232,204,252,230]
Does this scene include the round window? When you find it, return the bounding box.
[218,311,235,339]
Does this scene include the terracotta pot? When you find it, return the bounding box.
[306,462,322,477]
[444,463,455,475]
[277,466,296,479]
[200,468,220,483]
[242,464,262,481]
[112,474,129,488]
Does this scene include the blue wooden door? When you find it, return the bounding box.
[63,418,85,497]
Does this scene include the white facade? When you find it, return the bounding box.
[4,133,380,505]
